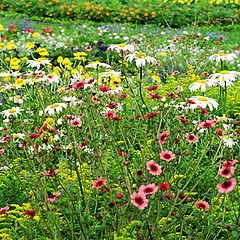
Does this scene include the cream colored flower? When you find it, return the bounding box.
[209,53,237,63]
[189,80,215,92]
[85,61,111,69]
[209,71,240,83]
[27,59,51,70]
[125,52,157,68]
[108,43,134,53]
[189,96,218,111]
[44,103,67,116]
[1,107,23,118]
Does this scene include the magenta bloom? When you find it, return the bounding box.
[159,131,170,144]
[159,182,170,191]
[195,200,210,210]
[0,206,9,215]
[221,160,238,168]
[185,133,198,143]
[131,192,148,210]
[217,178,236,194]
[70,119,82,127]
[198,120,216,128]
[23,209,37,220]
[139,183,158,196]
[219,167,235,178]
[146,160,162,176]
[92,178,107,189]
[46,191,61,203]
[160,150,175,162]
[43,169,60,176]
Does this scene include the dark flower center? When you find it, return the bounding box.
[135,197,143,204]
[145,188,153,193]
[150,164,157,171]
[223,181,231,188]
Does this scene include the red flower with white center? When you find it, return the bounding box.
[85,46,92,52]
[175,116,190,123]
[146,86,159,91]
[198,120,216,128]
[185,133,198,143]
[146,160,162,175]
[70,118,82,127]
[131,192,148,210]
[43,169,60,176]
[160,150,175,162]
[219,167,235,178]
[72,81,85,89]
[159,182,170,191]
[23,209,37,220]
[46,191,61,203]
[0,206,9,215]
[159,131,170,144]
[217,178,236,194]
[147,94,163,100]
[221,160,238,168]
[139,183,158,196]
[100,86,110,92]
[195,200,210,210]
[92,178,107,189]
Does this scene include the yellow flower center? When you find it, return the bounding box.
[118,44,126,47]
[223,136,230,140]
[51,103,59,108]
[219,53,226,56]
[9,109,17,113]
[219,71,229,74]
[197,80,208,83]
[135,53,147,58]
[45,118,54,125]
[219,117,227,121]
[160,52,167,56]
[15,79,25,85]
[198,97,207,102]
[13,134,20,138]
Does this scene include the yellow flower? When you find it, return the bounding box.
[32,32,39,38]
[7,42,16,50]
[15,78,26,86]
[0,43,4,48]
[158,217,172,227]
[5,57,10,62]
[25,42,36,49]
[0,24,3,31]
[21,57,28,61]
[152,75,161,82]
[57,56,63,63]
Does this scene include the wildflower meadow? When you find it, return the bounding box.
[0,0,240,239]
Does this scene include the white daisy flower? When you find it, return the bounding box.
[62,96,82,107]
[12,133,25,142]
[85,61,111,69]
[209,53,237,63]
[0,71,22,77]
[222,136,236,148]
[43,74,60,84]
[108,43,134,53]
[189,96,218,111]
[9,95,24,104]
[27,59,52,70]
[125,52,157,68]
[44,103,67,116]
[26,78,42,85]
[1,107,23,118]
[209,71,240,83]
[189,79,215,92]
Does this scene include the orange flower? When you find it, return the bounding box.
[158,4,163,7]
[99,7,103,11]
[144,12,148,17]
[48,1,52,5]
[26,3,29,7]
[130,11,134,15]
[235,13,239,17]
[55,0,59,3]
[165,7,169,11]
[66,11,70,15]
[152,11,156,15]
[136,14,140,19]
[68,8,72,11]
[106,12,110,16]
[203,6,206,10]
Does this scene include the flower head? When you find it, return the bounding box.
[146,160,162,175]
[125,52,157,68]
[160,150,175,162]
[139,184,158,196]
[185,133,198,143]
[189,96,218,111]
[195,200,210,210]
[131,192,148,210]
[217,178,236,194]
[92,178,107,189]
[159,131,170,144]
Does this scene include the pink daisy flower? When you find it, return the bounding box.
[219,167,235,179]
[46,191,61,203]
[217,178,236,194]
[198,120,216,128]
[160,150,175,162]
[159,131,170,144]
[92,178,107,189]
[146,160,162,175]
[139,183,158,196]
[185,133,198,143]
[195,200,210,210]
[221,160,238,168]
[131,192,148,210]
[70,119,82,127]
